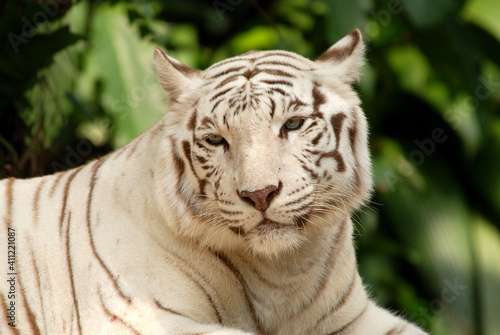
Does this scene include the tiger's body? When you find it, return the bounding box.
[0,30,426,334]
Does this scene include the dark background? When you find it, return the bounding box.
[1,1,499,334]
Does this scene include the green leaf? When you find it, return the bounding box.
[229,26,280,53]
[462,0,500,40]
[472,216,500,335]
[87,3,167,147]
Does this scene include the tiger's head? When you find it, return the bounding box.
[153,30,372,256]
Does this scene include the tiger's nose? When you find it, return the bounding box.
[239,183,282,212]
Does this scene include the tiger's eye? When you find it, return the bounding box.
[284,117,304,131]
[206,134,225,146]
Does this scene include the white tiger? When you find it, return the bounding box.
[0,29,427,334]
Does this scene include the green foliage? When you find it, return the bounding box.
[1,0,499,334]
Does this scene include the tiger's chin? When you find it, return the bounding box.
[243,218,310,257]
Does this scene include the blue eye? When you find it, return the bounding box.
[206,134,225,146]
[284,117,304,130]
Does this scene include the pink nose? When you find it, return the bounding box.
[238,183,281,212]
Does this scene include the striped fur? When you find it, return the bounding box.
[0,30,426,334]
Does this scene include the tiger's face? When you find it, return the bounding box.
[154,30,372,256]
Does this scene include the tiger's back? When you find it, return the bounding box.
[0,30,427,334]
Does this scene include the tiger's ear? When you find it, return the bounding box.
[314,29,364,84]
[153,48,201,102]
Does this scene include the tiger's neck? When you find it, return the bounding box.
[224,216,360,332]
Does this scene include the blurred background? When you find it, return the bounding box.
[1,0,499,334]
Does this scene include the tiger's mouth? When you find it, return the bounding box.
[227,213,311,236]
[258,218,281,226]
[256,215,309,229]
[228,213,313,255]
[252,219,291,234]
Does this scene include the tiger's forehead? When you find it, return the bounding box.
[203,50,316,79]
[194,51,318,124]
[202,51,317,95]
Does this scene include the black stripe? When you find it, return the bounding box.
[330,113,347,149]
[207,58,246,71]
[223,112,231,130]
[98,288,140,334]
[207,66,246,81]
[318,30,361,63]
[297,156,320,180]
[317,150,346,172]
[195,155,207,164]
[213,251,264,334]
[349,112,362,193]
[327,302,369,335]
[255,60,308,71]
[49,172,65,197]
[302,120,319,136]
[4,178,14,229]
[17,251,42,334]
[150,238,225,324]
[312,84,326,118]
[150,120,166,137]
[315,269,358,331]
[331,270,357,312]
[58,167,83,236]
[215,74,242,90]
[211,99,223,115]
[269,98,276,119]
[214,176,222,192]
[328,113,347,172]
[288,97,308,110]
[27,238,47,334]
[385,325,408,335]
[154,299,189,319]
[312,132,323,146]
[228,226,246,236]
[256,67,296,78]
[187,109,198,131]
[242,68,258,80]
[182,141,206,196]
[283,193,310,210]
[167,141,198,218]
[292,220,348,319]
[260,79,293,87]
[220,209,243,216]
[199,117,215,130]
[268,87,287,96]
[348,115,358,155]
[64,211,82,334]
[125,133,145,159]
[285,200,313,216]
[111,146,128,160]
[258,51,308,62]
[87,158,132,306]
[210,87,233,102]
[181,141,195,175]
[170,137,186,192]
[32,178,48,227]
